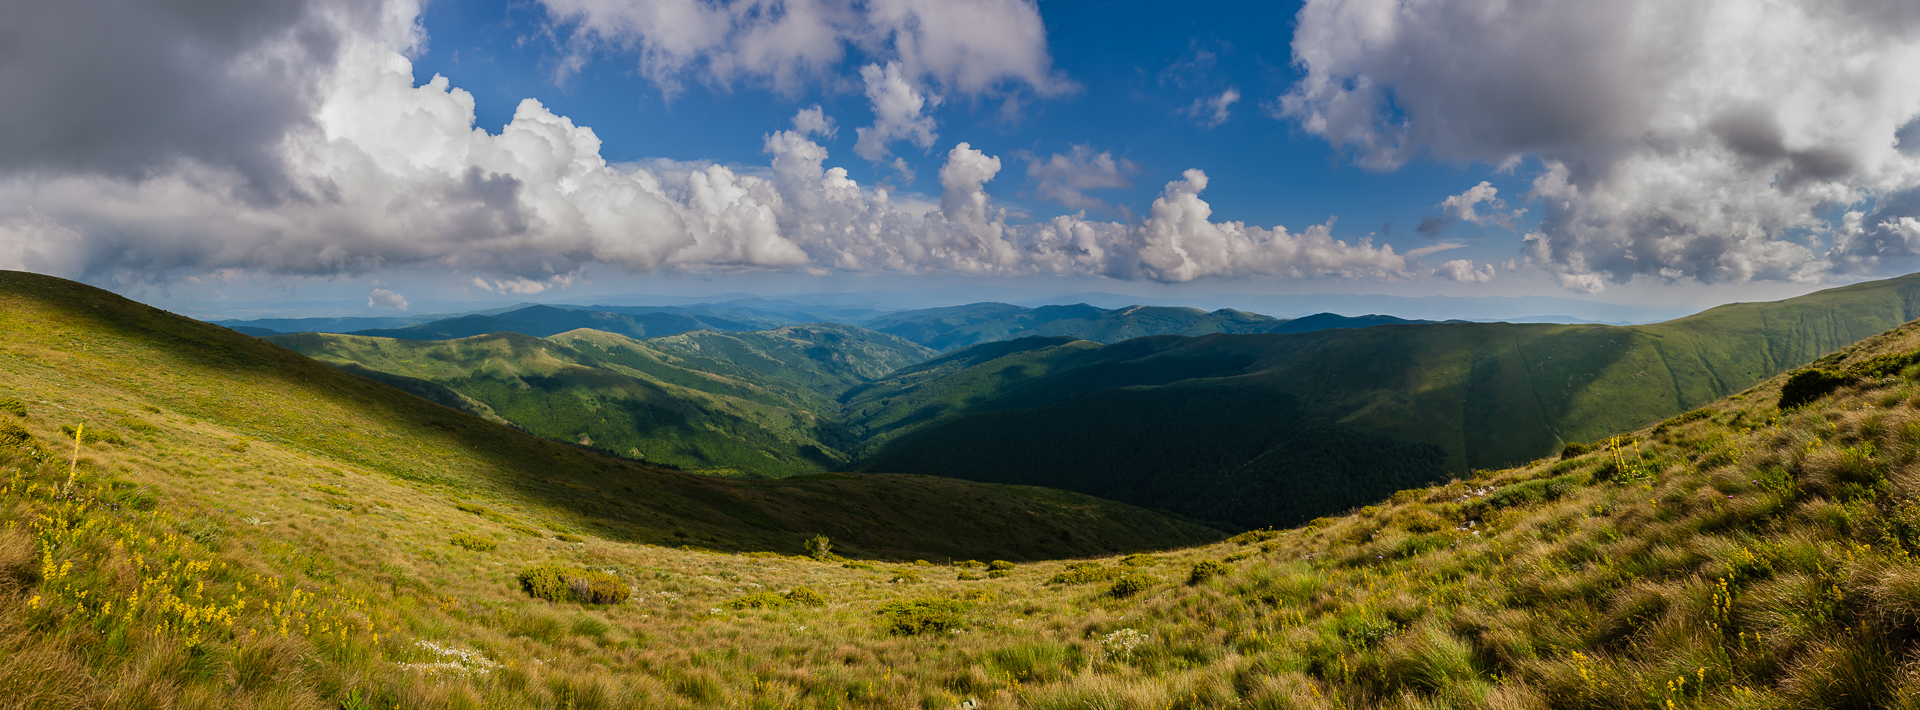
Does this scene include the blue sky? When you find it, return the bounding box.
[408,0,1516,262]
[4,0,1920,318]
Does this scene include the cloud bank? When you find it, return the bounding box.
[0,2,1405,287]
[1282,0,1920,292]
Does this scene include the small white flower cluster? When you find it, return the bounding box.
[396,640,501,676]
[1455,519,1481,535]
[1102,628,1148,662]
[1454,486,1496,503]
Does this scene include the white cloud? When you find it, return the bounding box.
[539,0,1071,97]
[1186,88,1240,129]
[1433,259,1495,283]
[0,2,1405,289]
[791,105,836,139]
[367,287,409,309]
[1439,181,1522,229]
[1280,0,1920,291]
[853,62,941,165]
[1023,145,1134,211]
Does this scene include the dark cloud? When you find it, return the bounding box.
[0,0,373,193]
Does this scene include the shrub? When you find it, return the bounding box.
[518,565,629,605]
[1106,574,1152,598]
[455,502,492,516]
[957,560,986,569]
[116,417,160,435]
[723,592,788,610]
[843,561,877,571]
[1780,368,1849,409]
[890,570,923,584]
[988,570,1012,579]
[957,572,982,581]
[1119,554,1159,567]
[311,484,348,496]
[1230,528,1284,545]
[877,598,968,635]
[0,397,25,417]
[1047,563,1120,585]
[450,534,497,552]
[59,424,122,446]
[1560,441,1593,459]
[988,560,1016,571]
[506,524,543,538]
[0,422,31,449]
[1188,560,1233,585]
[804,534,832,560]
[784,586,827,607]
[554,533,585,543]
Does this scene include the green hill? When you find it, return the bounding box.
[269,324,932,478]
[11,269,1920,708]
[860,302,1427,351]
[856,275,1920,527]
[349,304,762,341]
[0,269,1215,560]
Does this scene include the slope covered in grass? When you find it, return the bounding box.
[349,305,762,341]
[855,274,1920,527]
[860,302,1428,351]
[0,270,1215,558]
[11,271,1920,709]
[270,324,932,478]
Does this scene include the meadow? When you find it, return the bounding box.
[10,268,1920,708]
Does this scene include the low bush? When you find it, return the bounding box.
[0,397,25,417]
[1106,574,1152,598]
[890,570,922,584]
[1047,563,1119,585]
[1780,368,1849,409]
[311,484,348,496]
[988,570,1012,579]
[784,586,827,607]
[1188,560,1232,585]
[877,598,968,635]
[450,534,497,552]
[723,592,788,610]
[987,560,1015,571]
[517,565,629,605]
[0,422,31,449]
[957,560,986,569]
[1119,554,1159,567]
[59,424,123,446]
[803,534,832,560]
[506,524,543,538]
[1560,441,1593,459]
[115,417,160,435]
[554,533,585,543]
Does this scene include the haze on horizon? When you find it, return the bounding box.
[3,0,1919,320]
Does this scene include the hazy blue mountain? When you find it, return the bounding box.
[346,304,760,341]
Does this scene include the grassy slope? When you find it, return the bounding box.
[854,275,1920,526]
[0,270,1214,560]
[349,305,762,341]
[10,274,1920,708]
[861,303,1291,351]
[270,324,933,478]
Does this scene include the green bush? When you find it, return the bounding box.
[116,417,160,435]
[724,591,788,610]
[1188,560,1232,585]
[506,524,544,538]
[517,564,629,605]
[1119,554,1159,567]
[0,397,25,417]
[890,570,922,584]
[554,533,585,543]
[1048,563,1121,585]
[804,534,832,560]
[957,560,986,569]
[877,598,968,635]
[1106,574,1152,598]
[988,570,1012,579]
[454,502,492,516]
[987,560,1016,571]
[1559,441,1593,459]
[311,484,348,496]
[0,422,31,449]
[60,424,123,446]
[1780,368,1849,409]
[450,534,497,552]
[784,586,827,607]
[1228,528,1283,545]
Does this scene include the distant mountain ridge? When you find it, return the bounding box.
[850,274,1920,527]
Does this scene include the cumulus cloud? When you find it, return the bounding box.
[538,0,1071,97]
[0,0,1404,288]
[1419,181,1525,236]
[1433,259,1495,283]
[1023,145,1134,212]
[1280,0,1920,291]
[1185,88,1240,129]
[367,287,409,309]
[853,62,941,165]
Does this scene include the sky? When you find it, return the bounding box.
[3,0,1920,319]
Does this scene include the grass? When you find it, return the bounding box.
[13,268,1920,708]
